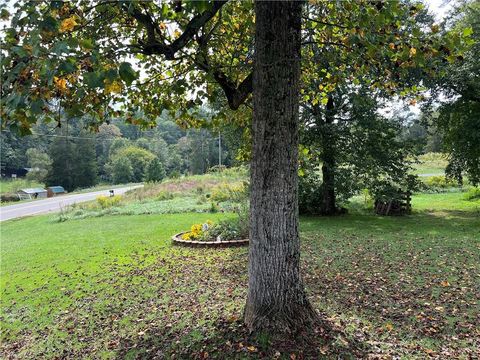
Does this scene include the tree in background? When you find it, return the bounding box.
[46,134,97,191]
[46,137,76,191]
[431,0,480,184]
[25,148,52,183]
[95,123,122,179]
[300,91,417,214]
[108,138,132,157]
[110,157,133,185]
[145,158,166,183]
[108,146,155,182]
[73,134,97,189]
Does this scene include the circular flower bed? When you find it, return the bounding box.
[172,220,249,247]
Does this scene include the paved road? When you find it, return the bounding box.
[0,185,143,222]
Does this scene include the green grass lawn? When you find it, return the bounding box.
[1,192,479,358]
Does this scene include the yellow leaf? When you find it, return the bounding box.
[385,323,394,331]
[247,346,257,352]
[104,80,123,94]
[440,280,450,287]
[59,16,78,33]
[53,76,67,92]
[409,47,417,57]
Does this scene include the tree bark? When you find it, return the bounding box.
[245,1,316,333]
[320,96,337,215]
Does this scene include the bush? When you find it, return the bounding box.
[298,172,324,215]
[155,191,175,201]
[0,193,20,203]
[209,201,219,213]
[210,182,248,203]
[96,195,122,209]
[169,170,181,179]
[423,175,457,189]
[463,187,480,201]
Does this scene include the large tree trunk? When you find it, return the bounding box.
[245,1,316,333]
[320,96,337,215]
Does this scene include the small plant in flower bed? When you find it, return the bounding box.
[181,218,248,242]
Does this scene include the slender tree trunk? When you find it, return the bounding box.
[320,96,337,215]
[245,1,316,333]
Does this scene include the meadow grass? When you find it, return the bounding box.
[1,190,479,358]
[412,152,448,175]
[0,179,44,194]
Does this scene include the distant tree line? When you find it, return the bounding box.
[1,110,238,191]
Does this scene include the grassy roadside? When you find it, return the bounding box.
[0,182,141,207]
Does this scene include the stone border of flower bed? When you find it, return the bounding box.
[172,232,249,247]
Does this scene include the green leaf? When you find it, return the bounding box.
[104,68,118,82]
[52,41,69,55]
[12,46,28,58]
[84,72,103,89]
[79,38,94,50]
[462,27,473,38]
[30,99,44,115]
[40,16,58,32]
[58,59,76,74]
[118,62,138,86]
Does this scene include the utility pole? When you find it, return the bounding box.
[218,131,222,170]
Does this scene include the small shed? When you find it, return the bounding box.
[17,188,48,200]
[47,186,66,197]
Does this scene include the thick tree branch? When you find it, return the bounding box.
[125,0,251,109]
[193,54,252,110]
[127,1,228,60]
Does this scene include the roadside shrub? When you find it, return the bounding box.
[463,187,480,201]
[96,195,122,209]
[208,165,227,173]
[169,170,181,179]
[1,193,19,203]
[155,191,174,201]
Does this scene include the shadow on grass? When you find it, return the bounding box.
[114,315,370,359]
[300,209,480,236]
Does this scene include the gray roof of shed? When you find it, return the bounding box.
[19,188,47,194]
